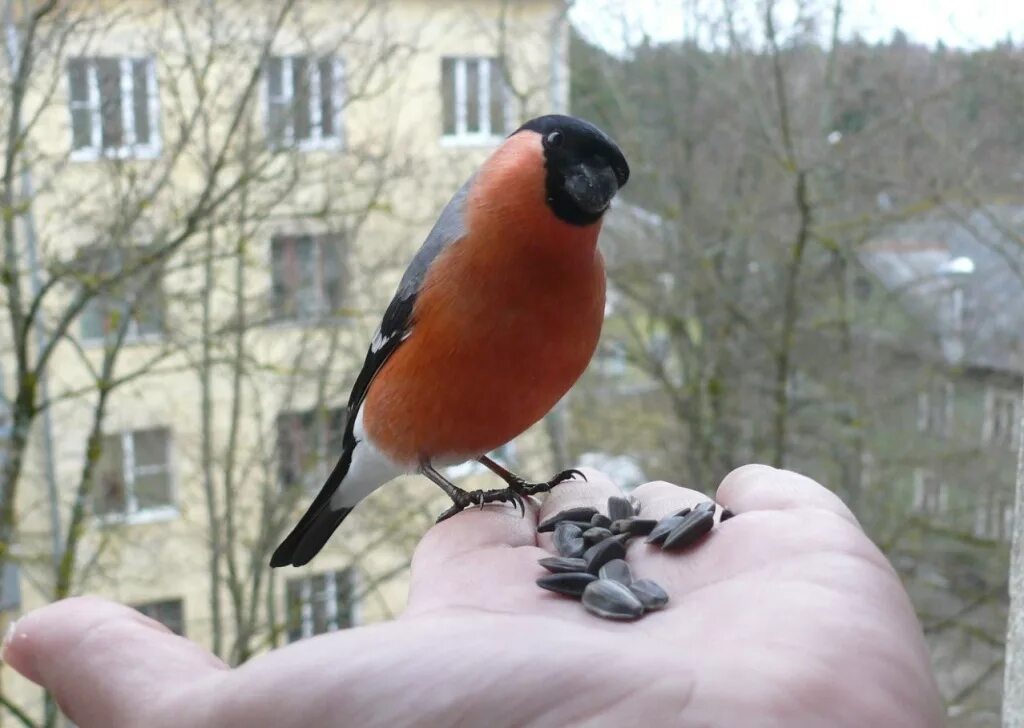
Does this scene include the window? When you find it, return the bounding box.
[285,569,356,642]
[67,57,159,160]
[95,428,174,520]
[270,233,345,320]
[985,388,1020,449]
[948,287,976,333]
[441,57,512,143]
[277,408,347,490]
[78,246,165,343]
[133,599,185,636]
[265,56,343,149]
[917,381,953,438]
[912,469,947,515]
[974,488,1013,541]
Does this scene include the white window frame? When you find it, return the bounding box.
[78,247,165,346]
[68,57,161,162]
[917,381,953,438]
[912,468,947,515]
[288,568,358,641]
[264,56,345,151]
[268,233,344,323]
[983,387,1021,450]
[96,428,177,525]
[441,56,513,147]
[277,407,346,490]
[132,598,185,635]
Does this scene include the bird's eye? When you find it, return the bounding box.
[545,131,563,148]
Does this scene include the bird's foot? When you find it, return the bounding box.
[435,486,529,523]
[434,470,585,523]
[507,468,587,498]
[492,469,587,517]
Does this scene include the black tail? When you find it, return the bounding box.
[270,448,356,568]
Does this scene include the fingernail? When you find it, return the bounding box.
[1,619,18,662]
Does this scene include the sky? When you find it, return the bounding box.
[570,0,1024,55]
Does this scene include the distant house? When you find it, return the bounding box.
[859,206,1023,539]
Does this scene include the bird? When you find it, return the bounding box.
[271,114,629,568]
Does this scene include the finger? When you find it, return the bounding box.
[407,486,544,615]
[536,468,622,555]
[2,596,226,727]
[716,464,859,526]
[413,492,540,571]
[628,480,718,521]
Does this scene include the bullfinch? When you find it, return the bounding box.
[271,114,629,567]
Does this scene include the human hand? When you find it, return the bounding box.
[2,466,943,727]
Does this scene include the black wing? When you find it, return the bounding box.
[345,176,472,414]
[269,178,472,567]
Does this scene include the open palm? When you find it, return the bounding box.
[3,465,943,727]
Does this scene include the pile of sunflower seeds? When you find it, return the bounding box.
[535,496,733,621]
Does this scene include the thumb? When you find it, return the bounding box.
[2,596,227,728]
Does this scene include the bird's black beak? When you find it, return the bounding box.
[564,162,620,215]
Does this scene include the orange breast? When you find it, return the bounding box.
[362,134,606,466]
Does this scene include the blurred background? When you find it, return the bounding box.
[0,0,1022,725]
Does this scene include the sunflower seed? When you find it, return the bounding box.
[646,515,684,545]
[583,526,613,545]
[662,509,715,550]
[607,496,634,521]
[720,508,735,522]
[672,506,692,518]
[694,500,716,515]
[629,578,669,610]
[610,518,658,536]
[538,556,588,574]
[536,571,597,597]
[598,558,632,585]
[582,579,644,620]
[537,507,599,533]
[609,532,633,546]
[590,513,613,529]
[554,522,585,558]
[584,537,626,574]
[629,495,642,515]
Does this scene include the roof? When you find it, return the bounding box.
[860,206,1024,375]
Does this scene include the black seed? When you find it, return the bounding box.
[609,532,633,546]
[581,579,644,620]
[672,506,692,518]
[720,508,735,522]
[554,522,585,558]
[537,507,599,533]
[607,496,634,521]
[630,579,669,610]
[583,526,613,545]
[538,556,588,574]
[662,509,715,550]
[693,500,716,515]
[590,513,612,529]
[609,519,629,535]
[646,515,684,545]
[629,495,642,515]
[611,518,658,536]
[598,558,632,585]
[537,571,597,597]
[584,537,626,574]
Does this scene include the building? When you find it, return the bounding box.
[858,207,1024,723]
[0,0,569,721]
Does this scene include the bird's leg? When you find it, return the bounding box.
[477,455,586,513]
[420,462,529,522]
[420,462,480,521]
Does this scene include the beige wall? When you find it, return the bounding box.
[2,0,567,720]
